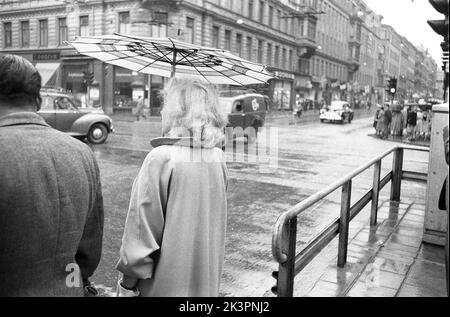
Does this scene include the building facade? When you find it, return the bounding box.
[0,0,439,114]
[0,0,321,114]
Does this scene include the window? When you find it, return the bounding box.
[212,26,220,48]
[282,48,286,69]
[288,49,293,71]
[267,43,272,65]
[257,39,264,63]
[248,0,254,19]
[277,9,281,30]
[186,17,195,44]
[236,33,242,56]
[268,6,274,27]
[39,19,48,47]
[119,12,130,34]
[79,16,89,37]
[308,20,316,39]
[3,22,12,48]
[274,45,280,67]
[246,36,252,60]
[151,12,168,37]
[58,18,68,46]
[21,21,30,47]
[259,0,265,23]
[224,30,231,51]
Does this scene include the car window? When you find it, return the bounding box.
[40,96,54,110]
[55,97,76,110]
[233,100,243,112]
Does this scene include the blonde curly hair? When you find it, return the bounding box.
[160,77,228,148]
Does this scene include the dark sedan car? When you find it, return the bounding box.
[38,90,114,144]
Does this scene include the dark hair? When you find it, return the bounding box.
[0,54,42,109]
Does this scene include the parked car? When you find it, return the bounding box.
[218,93,268,143]
[38,89,114,144]
[320,101,354,124]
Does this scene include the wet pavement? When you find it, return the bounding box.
[293,199,447,297]
[88,112,439,297]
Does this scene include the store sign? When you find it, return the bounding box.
[33,52,60,61]
[274,71,295,80]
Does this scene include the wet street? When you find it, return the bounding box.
[88,114,429,297]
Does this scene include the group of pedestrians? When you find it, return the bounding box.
[374,102,431,141]
[0,55,229,297]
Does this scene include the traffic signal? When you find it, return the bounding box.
[428,0,449,73]
[387,77,397,96]
[83,71,95,86]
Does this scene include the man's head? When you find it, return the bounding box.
[0,54,42,115]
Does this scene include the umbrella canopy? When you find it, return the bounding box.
[67,34,274,86]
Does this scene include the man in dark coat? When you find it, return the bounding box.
[0,55,104,296]
[382,104,392,139]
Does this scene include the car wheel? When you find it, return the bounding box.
[320,119,325,123]
[88,123,108,144]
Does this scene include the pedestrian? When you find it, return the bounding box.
[373,104,380,132]
[116,77,228,297]
[135,95,147,121]
[401,105,409,136]
[376,105,385,136]
[382,104,392,139]
[415,109,425,140]
[406,106,418,141]
[390,102,403,137]
[0,55,104,297]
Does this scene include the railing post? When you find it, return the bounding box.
[390,147,404,202]
[371,160,382,226]
[277,217,297,297]
[338,180,352,268]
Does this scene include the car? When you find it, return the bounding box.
[320,101,354,124]
[38,89,114,144]
[218,92,268,143]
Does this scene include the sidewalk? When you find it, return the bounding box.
[292,199,447,297]
[368,133,430,148]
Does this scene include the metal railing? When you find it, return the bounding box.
[271,144,429,297]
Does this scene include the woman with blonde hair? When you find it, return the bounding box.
[116,77,229,297]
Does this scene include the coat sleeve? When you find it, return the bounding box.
[116,150,172,280]
[75,153,105,284]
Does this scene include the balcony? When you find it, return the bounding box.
[349,35,361,46]
[347,57,360,72]
[140,0,182,10]
[296,37,318,59]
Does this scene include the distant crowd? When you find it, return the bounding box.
[373,103,431,141]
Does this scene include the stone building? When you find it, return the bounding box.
[0,0,439,113]
[0,0,321,114]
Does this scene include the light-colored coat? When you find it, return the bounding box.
[116,137,228,297]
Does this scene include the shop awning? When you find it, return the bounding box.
[35,63,60,86]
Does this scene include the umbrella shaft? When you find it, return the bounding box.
[171,49,177,78]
